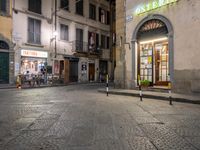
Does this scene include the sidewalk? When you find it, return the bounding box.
[98,88,200,104]
[0,82,107,90]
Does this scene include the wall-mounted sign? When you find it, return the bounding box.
[21,50,48,58]
[134,0,178,15]
[126,15,133,22]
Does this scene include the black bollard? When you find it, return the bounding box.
[139,85,142,101]
[106,74,109,96]
[168,82,172,105]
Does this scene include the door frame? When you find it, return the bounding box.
[132,14,174,87]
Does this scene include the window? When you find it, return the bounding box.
[60,0,69,11]
[101,35,106,49]
[28,0,41,14]
[0,0,6,13]
[106,36,110,49]
[99,8,110,25]
[99,8,105,24]
[76,28,83,51]
[89,4,96,20]
[106,11,110,25]
[28,18,41,44]
[76,0,83,16]
[60,24,69,41]
[101,35,110,49]
[88,32,95,50]
[96,33,99,48]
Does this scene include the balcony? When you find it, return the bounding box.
[72,40,101,56]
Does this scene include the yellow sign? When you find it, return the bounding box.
[135,0,178,15]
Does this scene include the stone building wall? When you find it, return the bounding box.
[115,0,200,93]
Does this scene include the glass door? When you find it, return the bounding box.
[154,42,169,85]
[139,43,153,85]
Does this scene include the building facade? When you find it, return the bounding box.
[52,0,113,83]
[115,0,200,93]
[13,0,52,81]
[0,0,14,84]
[12,0,114,83]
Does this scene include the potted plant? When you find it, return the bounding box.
[140,80,150,88]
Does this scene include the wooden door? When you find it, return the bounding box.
[89,63,95,81]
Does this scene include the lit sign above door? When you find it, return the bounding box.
[21,50,48,58]
[134,0,178,15]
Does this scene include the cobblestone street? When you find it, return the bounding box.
[0,84,200,150]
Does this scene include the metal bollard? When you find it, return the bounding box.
[138,75,142,101]
[106,74,109,96]
[139,85,142,101]
[168,82,172,105]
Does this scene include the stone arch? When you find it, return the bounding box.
[131,14,174,85]
[0,33,14,51]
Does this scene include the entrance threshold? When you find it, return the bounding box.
[135,85,169,93]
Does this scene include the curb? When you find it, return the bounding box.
[0,82,108,90]
[98,90,200,105]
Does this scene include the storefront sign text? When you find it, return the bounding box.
[21,50,48,58]
[134,0,178,15]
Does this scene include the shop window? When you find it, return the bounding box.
[89,4,96,20]
[28,0,41,14]
[28,18,41,44]
[0,41,9,49]
[0,0,6,13]
[60,0,69,11]
[76,0,83,16]
[60,24,69,41]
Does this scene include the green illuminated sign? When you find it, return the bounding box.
[134,0,178,15]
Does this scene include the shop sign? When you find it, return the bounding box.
[21,50,48,58]
[134,0,178,15]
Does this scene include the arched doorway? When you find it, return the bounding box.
[132,14,174,87]
[0,40,9,83]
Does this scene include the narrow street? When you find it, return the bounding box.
[0,84,200,150]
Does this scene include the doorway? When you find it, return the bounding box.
[138,39,169,86]
[154,42,169,86]
[89,63,95,81]
[0,52,9,83]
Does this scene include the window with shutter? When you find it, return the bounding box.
[28,18,41,44]
[60,24,69,41]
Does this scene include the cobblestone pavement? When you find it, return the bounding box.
[0,84,200,150]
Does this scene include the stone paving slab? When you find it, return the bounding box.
[0,85,200,150]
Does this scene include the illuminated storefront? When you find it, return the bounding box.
[20,50,48,75]
[136,19,170,86]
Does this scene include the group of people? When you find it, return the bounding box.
[16,69,47,88]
